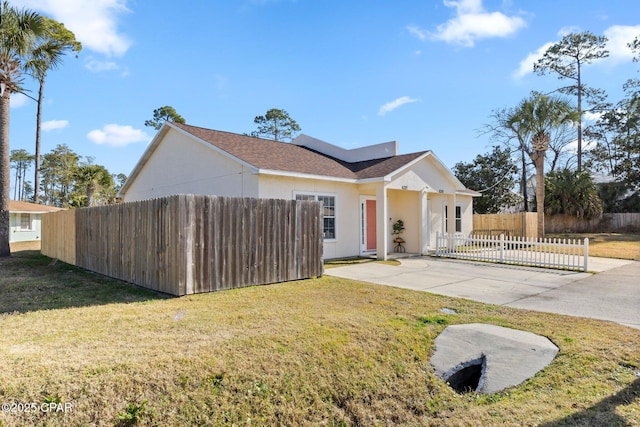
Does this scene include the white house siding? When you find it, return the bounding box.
[258,175,362,259]
[9,212,42,243]
[123,128,259,202]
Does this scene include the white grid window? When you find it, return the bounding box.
[445,205,462,233]
[295,193,336,240]
[19,214,32,231]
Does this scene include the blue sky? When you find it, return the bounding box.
[8,0,640,184]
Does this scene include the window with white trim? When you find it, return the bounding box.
[295,192,336,240]
[444,205,462,233]
[19,214,32,231]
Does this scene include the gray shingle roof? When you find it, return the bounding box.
[172,123,427,180]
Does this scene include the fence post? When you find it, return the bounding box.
[500,233,504,262]
[584,237,589,272]
[436,231,441,255]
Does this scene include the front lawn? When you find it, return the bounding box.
[0,250,638,426]
[549,233,640,260]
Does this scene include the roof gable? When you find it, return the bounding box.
[119,122,472,197]
[170,123,428,181]
[9,200,63,213]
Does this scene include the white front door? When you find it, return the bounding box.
[360,196,377,254]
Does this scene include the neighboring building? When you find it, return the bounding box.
[9,200,62,243]
[119,123,480,260]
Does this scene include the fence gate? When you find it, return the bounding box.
[435,232,589,272]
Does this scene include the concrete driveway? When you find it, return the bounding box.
[326,256,640,329]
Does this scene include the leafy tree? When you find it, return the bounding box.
[534,31,609,171]
[40,144,79,207]
[251,108,301,141]
[544,169,602,219]
[97,172,127,205]
[25,16,81,204]
[584,98,640,187]
[144,105,185,130]
[10,148,33,200]
[507,93,579,238]
[0,1,44,257]
[453,146,520,214]
[585,36,640,194]
[73,164,114,207]
[38,146,121,207]
[597,181,640,213]
[21,179,32,201]
[483,103,577,212]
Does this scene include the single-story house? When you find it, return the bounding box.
[9,200,62,243]
[119,122,480,260]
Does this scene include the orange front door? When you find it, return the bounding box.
[366,200,377,251]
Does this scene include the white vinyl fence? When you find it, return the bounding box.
[435,232,589,272]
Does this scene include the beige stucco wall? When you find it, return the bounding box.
[258,175,362,259]
[123,128,259,202]
[428,193,473,238]
[388,158,458,194]
[388,189,420,253]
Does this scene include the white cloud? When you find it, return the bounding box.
[87,124,150,147]
[583,111,603,123]
[42,119,69,131]
[12,0,132,57]
[512,41,554,79]
[85,58,120,72]
[406,25,427,41]
[410,0,527,47]
[558,26,581,37]
[9,93,29,108]
[604,25,640,63]
[378,96,418,116]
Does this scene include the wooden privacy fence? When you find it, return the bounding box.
[435,232,588,272]
[472,212,538,239]
[42,194,324,296]
[545,213,640,233]
[41,208,76,265]
[474,212,640,235]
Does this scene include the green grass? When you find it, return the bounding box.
[0,250,639,426]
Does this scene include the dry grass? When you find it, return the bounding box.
[0,250,639,426]
[549,233,640,260]
[324,257,401,268]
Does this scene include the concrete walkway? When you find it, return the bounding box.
[326,256,640,329]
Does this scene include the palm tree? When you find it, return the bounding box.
[0,1,43,257]
[544,169,602,219]
[508,93,579,238]
[25,17,81,204]
[74,164,114,207]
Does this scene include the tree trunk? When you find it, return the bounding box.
[534,151,546,239]
[521,148,529,212]
[34,80,44,204]
[577,61,582,172]
[86,183,96,207]
[0,91,11,257]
